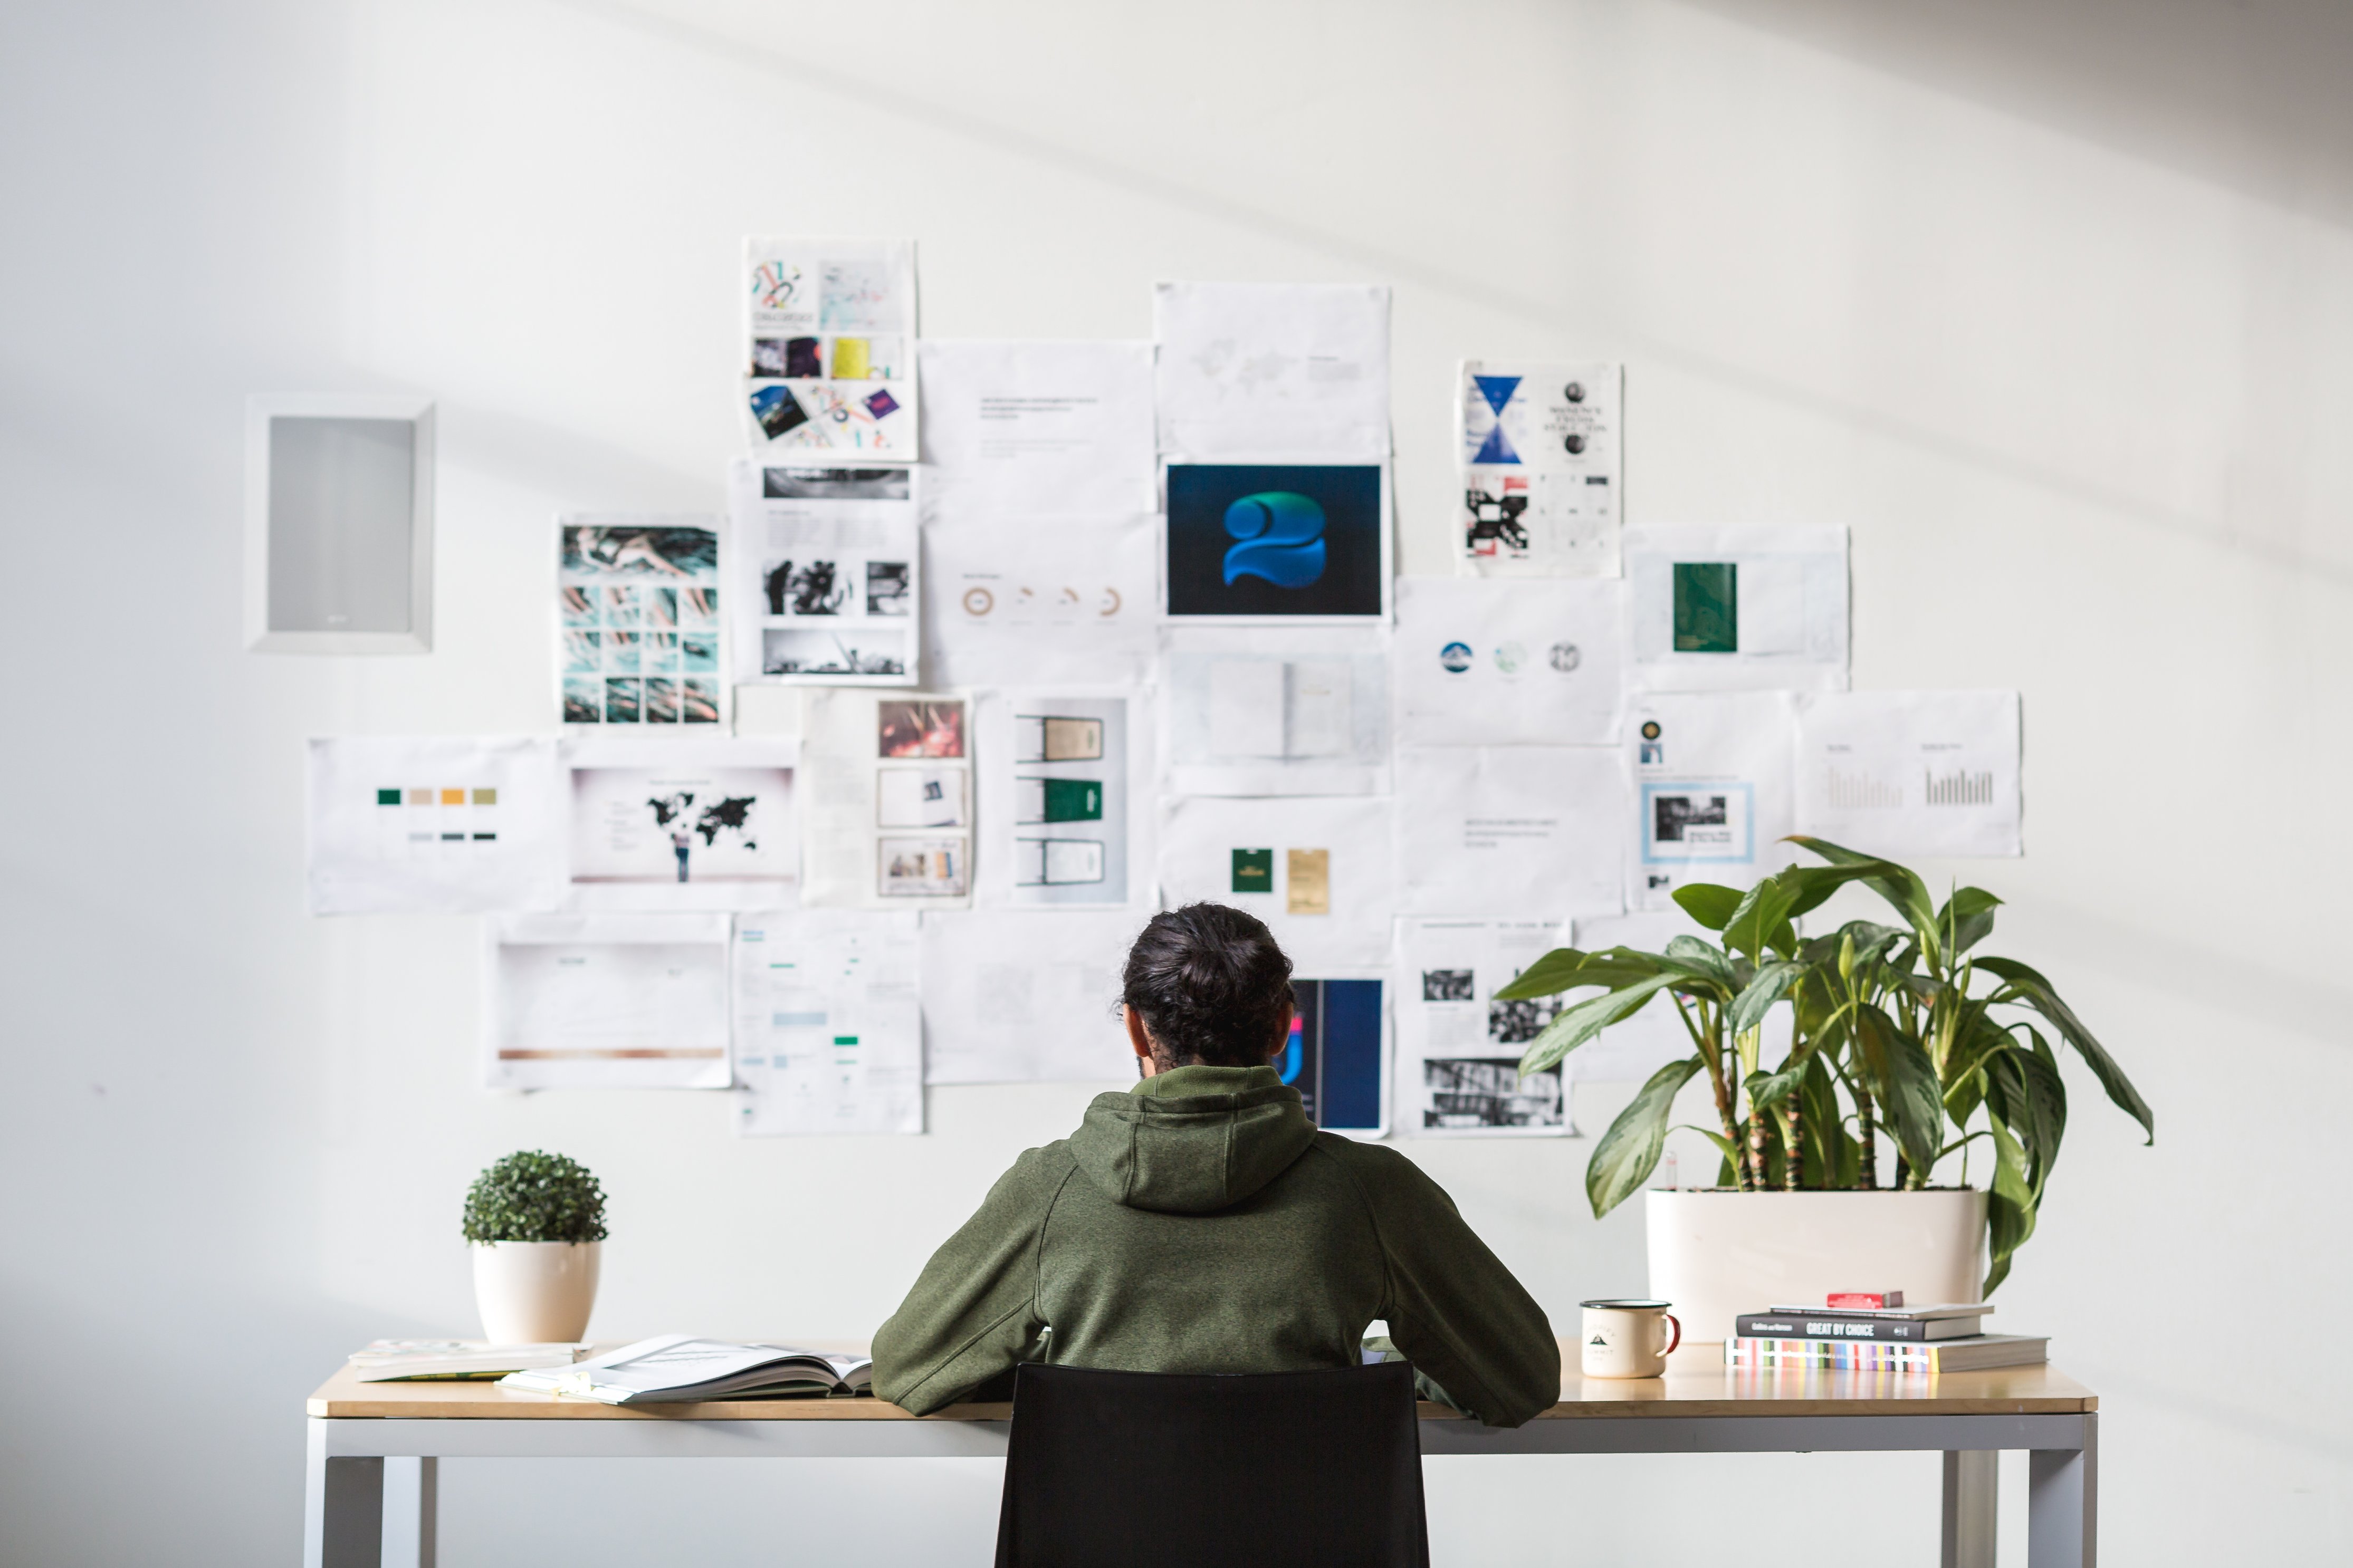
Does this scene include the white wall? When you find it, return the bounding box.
[3,0,2349,1562]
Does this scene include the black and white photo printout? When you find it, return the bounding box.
[729,459,920,687]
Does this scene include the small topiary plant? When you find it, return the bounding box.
[462,1150,608,1245]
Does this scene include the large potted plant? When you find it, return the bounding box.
[1499,839,2153,1345]
[464,1150,607,1343]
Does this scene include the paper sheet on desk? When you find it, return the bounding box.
[922,514,1157,688]
[1794,690,2022,858]
[307,736,561,915]
[919,340,1155,517]
[1395,577,1625,746]
[732,909,922,1135]
[1161,626,1390,796]
[1456,362,1622,578]
[1625,526,1848,693]
[1395,918,1574,1137]
[1156,794,1398,969]
[921,908,1138,1083]
[1154,282,1390,459]
[1626,691,1798,911]
[483,912,732,1090]
[1396,746,1624,919]
[741,238,919,463]
[729,459,920,688]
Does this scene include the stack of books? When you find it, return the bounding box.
[1725,1293,2048,1373]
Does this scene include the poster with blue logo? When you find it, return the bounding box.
[1162,461,1390,621]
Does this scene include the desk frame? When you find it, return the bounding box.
[304,1405,2093,1568]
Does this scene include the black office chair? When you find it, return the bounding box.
[993,1361,1430,1568]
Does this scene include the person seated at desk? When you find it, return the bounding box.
[872,902,1560,1427]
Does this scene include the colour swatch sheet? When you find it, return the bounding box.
[307,737,560,915]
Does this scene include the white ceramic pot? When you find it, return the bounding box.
[472,1240,600,1343]
[1645,1188,1986,1354]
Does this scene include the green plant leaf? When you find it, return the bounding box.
[1851,1003,1943,1178]
[1587,1056,1704,1217]
[1672,883,1743,931]
[1723,874,1805,960]
[462,1150,608,1245]
[1660,935,1739,989]
[1493,947,1667,1001]
[1976,956,2153,1143]
[1787,836,1938,946]
[1517,971,1685,1074]
[1781,861,1912,922]
[1727,959,1803,1036]
[1944,887,2003,955]
[1743,1059,1809,1112]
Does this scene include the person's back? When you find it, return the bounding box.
[872,905,1561,1427]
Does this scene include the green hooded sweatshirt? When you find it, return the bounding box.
[871,1064,1561,1427]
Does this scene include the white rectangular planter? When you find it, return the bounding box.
[1645,1188,1987,1353]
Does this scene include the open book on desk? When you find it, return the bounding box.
[499,1334,874,1404]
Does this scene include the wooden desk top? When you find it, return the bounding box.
[308,1342,2094,1421]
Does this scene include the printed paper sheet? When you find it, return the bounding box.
[1161,626,1390,796]
[922,513,1158,688]
[307,736,559,915]
[1396,746,1625,918]
[731,909,923,1136]
[920,909,1139,1083]
[917,340,1156,517]
[1394,577,1626,746]
[1161,460,1391,622]
[1396,918,1574,1137]
[800,688,972,909]
[558,736,798,912]
[1626,526,1849,692]
[1456,362,1622,577]
[729,460,920,687]
[742,238,919,461]
[558,516,724,727]
[1153,282,1391,459]
[1627,691,1799,911]
[1155,794,1398,969]
[483,912,732,1090]
[975,689,1143,908]
[1795,690,2022,858]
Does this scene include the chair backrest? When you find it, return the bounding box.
[994,1361,1429,1568]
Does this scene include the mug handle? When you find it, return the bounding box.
[1657,1313,1682,1358]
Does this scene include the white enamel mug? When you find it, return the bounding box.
[1580,1297,1682,1379]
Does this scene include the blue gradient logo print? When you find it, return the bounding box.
[1221,491,1327,589]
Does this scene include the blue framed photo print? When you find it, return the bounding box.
[1162,461,1390,621]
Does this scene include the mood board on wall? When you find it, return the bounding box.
[304,244,2024,1140]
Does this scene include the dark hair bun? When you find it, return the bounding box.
[1121,903,1295,1069]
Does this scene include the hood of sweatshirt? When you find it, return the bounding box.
[1067,1064,1318,1215]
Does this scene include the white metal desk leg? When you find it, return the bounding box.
[303,1422,385,1568]
[1941,1450,1997,1568]
[382,1456,437,1568]
[2028,1413,2097,1567]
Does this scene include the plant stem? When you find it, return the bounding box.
[1854,1086,1879,1189]
[1778,1100,1803,1191]
[1746,1105,1772,1191]
[1678,993,1747,1189]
